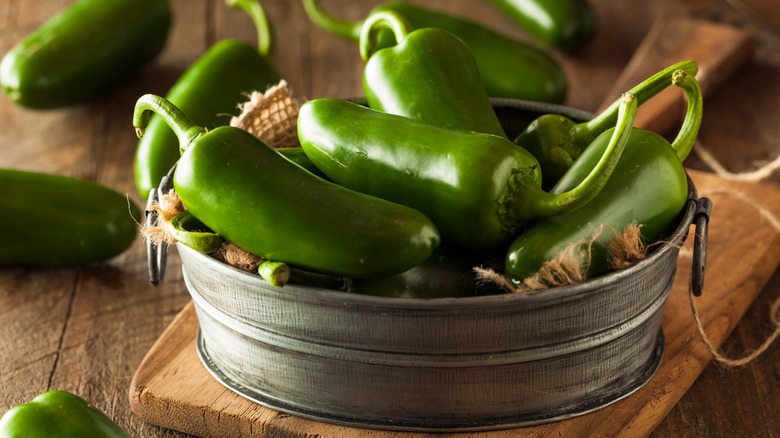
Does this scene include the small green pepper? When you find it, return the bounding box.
[504,70,702,282]
[134,0,280,199]
[0,390,132,438]
[360,11,506,138]
[0,0,171,109]
[0,169,140,266]
[514,60,698,189]
[298,93,636,253]
[303,0,567,103]
[134,94,440,278]
[488,0,596,51]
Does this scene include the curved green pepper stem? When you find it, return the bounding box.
[227,0,273,58]
[166,211,224,253]
[258,260,292,287]
[359,10,413,61]
[670,70,703,162]
[509,92,638,219]
[571,59,698,142]
[302,0,363,42]
[134,94,207,153]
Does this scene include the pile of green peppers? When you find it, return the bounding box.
[154,9,703,299]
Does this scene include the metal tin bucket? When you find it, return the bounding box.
[148,99,711,432]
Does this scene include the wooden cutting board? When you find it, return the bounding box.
[128,169,780,437]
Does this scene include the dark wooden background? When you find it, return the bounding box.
[1,0,779,436]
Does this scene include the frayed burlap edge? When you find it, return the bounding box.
[230,79,300,149]
[475,223,649,294]
[141,189,184,247]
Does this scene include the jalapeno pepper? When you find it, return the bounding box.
[488,0,596,51]
[515,60,698,189]
[0,169,140,266]
[0,0,170,109]
[303,0,567,103]
[504,70,702,282]
[134,94,440,278]
[298,93,636,253]
[0,390,132,438]
[134,0,280,199]
[360,11,506,138]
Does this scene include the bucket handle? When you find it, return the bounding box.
[146,163,177,286]
[690,197,712,297]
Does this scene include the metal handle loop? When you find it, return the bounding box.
[690,197,713,297]
[146,164,177,285]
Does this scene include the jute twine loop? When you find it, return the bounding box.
[142,79,302,273]
[689,186,780,368]
[230,79,300,148]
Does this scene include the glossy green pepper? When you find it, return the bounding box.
[0,169,140,266]
[0,390,132,438]
[298,93,636,253]
[134,94,440,278]
[134,0,280,199]
[514,60,698,189]
[360,11,506,138]
[488,0,596,51]
[303,0,567,103]
[505,70,702,282]
[0,0,170,109]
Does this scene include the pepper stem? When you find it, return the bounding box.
[670,70,703,162]
[572,60,698,142]
[226,0,273,58]
[302,0,363,42]
[511,92,638,220]
[134,94,207,153]
[359,10,413,61]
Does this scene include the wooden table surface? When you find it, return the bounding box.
[1,0,779,437]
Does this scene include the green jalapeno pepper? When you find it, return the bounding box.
[488,0,596,51]
[504,70,702,282]
[0,390,132,438]
[0,169,140,266]
[134,94,440,278]
[360,11,506,138]
[0,0,170,109]
[515,60,698,189]
[298,93,636,253]
[303,0,567,103]
[134,0,280,200]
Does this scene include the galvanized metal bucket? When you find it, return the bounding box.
[147,99,711,432]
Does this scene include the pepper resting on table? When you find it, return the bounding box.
[514,60,699,189]
[134,94,440,278]
[298,93,636,253]
[134,0,280,199]
[0,169,140,266]
[504,70,703,283]
[360,11,507,138]
[302,0,567,103]
[0,0,170,109]
[488,0,597,51]
[0,390,132,438]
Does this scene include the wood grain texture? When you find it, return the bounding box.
[1,1,779,437]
